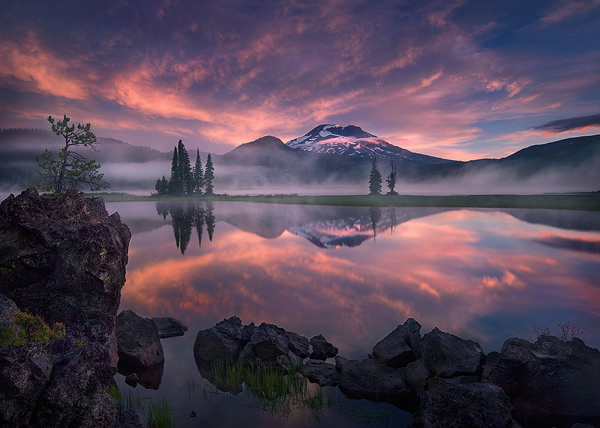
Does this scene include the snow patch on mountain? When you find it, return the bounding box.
[286,124,452,164]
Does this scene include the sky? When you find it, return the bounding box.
[1,0,599,161]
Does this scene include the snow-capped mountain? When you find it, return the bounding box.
[286,124,450,165]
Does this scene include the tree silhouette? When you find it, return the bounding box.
[368,157,382,195]
[178,140,193,195]
[169,147,181,195]
[34,115,109,192]
[204,154,215,195]
[386,161,398,195]
[193,148,204,195]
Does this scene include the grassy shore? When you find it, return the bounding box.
[88,191,600,211]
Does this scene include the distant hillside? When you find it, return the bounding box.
[0,128,171,191]
[217,135,371,187]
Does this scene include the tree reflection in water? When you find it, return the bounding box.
[156,201,216,254]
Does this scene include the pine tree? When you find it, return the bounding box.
[169,147,181,195]
[368,157,382,195]
[177,140,193,195]
[386,160,398,195]
[193,148,204,195]
[204,153,214,195]
[34,115,109,192]
[155,175,169,195]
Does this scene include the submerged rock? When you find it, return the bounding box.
[152,317,188,338]
[0,188,132,427]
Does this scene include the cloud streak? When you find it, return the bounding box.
[533,113,600,134]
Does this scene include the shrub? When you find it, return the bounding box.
[0,311,65,349]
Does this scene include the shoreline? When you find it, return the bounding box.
[88,191,600,211]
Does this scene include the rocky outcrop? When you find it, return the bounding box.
[483,335,600,427]
[191,316,600,427]
[0,189,132,427]
[152,317,188,338]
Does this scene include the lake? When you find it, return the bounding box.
[106,200,600,427]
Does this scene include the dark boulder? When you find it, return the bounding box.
[0,189,131,427]
[152,316,188,338]
[286,331,310,359]
[413,380,521,428]
[301,360,340,386]
[421,327,485,377]
[310,334,338,360]
[338,358,415,408]
[404,358,430,397]
[193,316,245,365]
[335,355,348,372]
[240,322,290,365]
[116,310,164,370]
[372,318,422,368]
[484,335,600,426]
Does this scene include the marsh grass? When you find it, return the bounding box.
[145,397,176,428]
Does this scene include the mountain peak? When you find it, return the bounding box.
[287,124,376,147]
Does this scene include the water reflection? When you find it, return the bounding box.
[108,201,600,428]
[156,201,216,254]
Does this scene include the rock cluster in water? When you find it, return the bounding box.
[0,188,136,427]
[194,316,600,428]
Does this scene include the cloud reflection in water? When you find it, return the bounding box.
[114,202,600,358]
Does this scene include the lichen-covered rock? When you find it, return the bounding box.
[484,335,600,426]
[372,318,422,368]
[0,189,131,427]
[310,334,338,360]
[152,317,188,338]
[421,327,485,377]
[116,310,164,369]
[0,188,131,341]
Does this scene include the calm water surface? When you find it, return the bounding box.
[106,201,600,427]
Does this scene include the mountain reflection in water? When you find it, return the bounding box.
[106,201,600,428]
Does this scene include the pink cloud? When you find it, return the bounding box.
[0,31,88,100]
